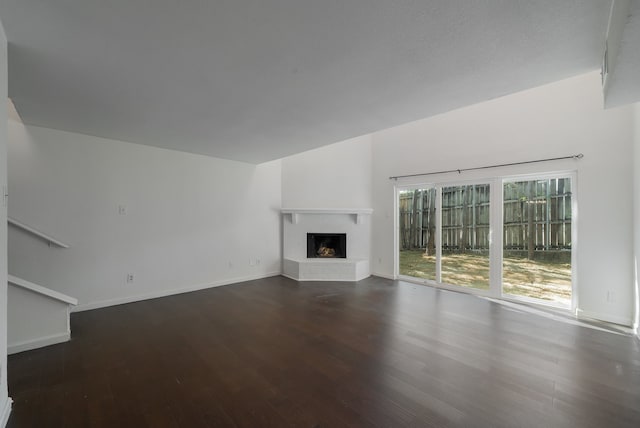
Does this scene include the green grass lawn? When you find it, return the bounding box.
[399,250,571,304]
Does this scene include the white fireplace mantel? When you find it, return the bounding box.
[281,208,373,225]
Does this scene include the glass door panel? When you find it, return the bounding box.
[502,178,572,306]
[398,188,437,280]
[440,184,490,290]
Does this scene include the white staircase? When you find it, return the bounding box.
[7,275,77,354]
[7,219,77,354]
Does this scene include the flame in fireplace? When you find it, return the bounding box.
[317,246,336,257]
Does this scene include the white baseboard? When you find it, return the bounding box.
[72,271,281,312]
[371,272,396,280]
[576,309,633,327]
[8,332,71,355]
[0,397,12,428]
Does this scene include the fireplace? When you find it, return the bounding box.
[282,209,372,281]
[307,233,347,258]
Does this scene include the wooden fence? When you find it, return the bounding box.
[399,178,572,257]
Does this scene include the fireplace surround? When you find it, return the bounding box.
[282,209,372,281]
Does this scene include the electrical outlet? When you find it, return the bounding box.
[126,273,134,284]
[118,205,128,215]
[256,258,261,266]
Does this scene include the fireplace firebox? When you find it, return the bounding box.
[307,233,347,258]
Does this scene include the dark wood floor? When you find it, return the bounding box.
[7,276,640,427]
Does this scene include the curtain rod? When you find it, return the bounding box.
[389,153,584,181]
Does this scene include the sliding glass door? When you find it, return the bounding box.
[397,181,492,291]
[440,184,491,290]
[396,173,575,309]
[398,187,437,281]
[502,177,573,306]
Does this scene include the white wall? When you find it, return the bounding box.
[7,121,282,311]
[634,102,640,336]
[281,135,373,209]
[0,15,11,428]
[371,71,635,325]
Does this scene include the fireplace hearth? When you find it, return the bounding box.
[307,233,347,258]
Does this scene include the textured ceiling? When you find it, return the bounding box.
[0,1,612,163]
